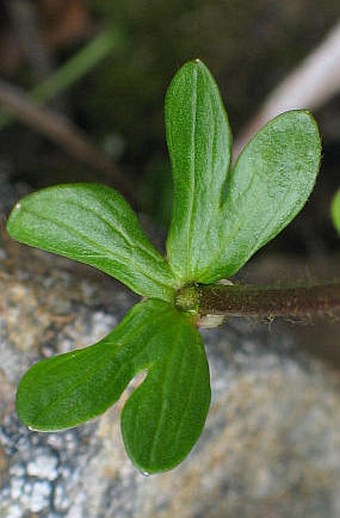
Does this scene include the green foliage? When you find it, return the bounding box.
[165,60,232,282]
[7,183,175,301]
[6,60,321,473]
[331,190,340,233]
[165,61,320,283]
[17,299,210,473]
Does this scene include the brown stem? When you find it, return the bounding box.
[0,78,138,208]
[195,282,340,318]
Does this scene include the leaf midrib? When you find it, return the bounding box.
[21,206,173,295]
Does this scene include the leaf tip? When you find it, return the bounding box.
[6,201,22,236]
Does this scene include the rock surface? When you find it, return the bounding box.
[0,169,339,518]
[0,237,339,518]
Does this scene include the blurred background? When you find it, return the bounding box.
[0,0,339,230]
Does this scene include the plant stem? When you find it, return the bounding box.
[194,282,340,318]
[0,78,137,207]
[0,29,121,129]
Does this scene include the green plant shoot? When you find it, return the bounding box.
[6,59,321,474]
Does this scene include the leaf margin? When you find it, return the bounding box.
[6,183,177,301]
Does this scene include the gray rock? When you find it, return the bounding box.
[0,182,339,517]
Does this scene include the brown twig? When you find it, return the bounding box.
[234,22,340,157]
[0,78,137,207]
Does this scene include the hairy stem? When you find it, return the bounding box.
[176,282,340,319]
[197,282,340,317]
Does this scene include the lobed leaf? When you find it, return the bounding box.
[10,60,323,477]
[165,59,232,283]
[16,299,210,473]
[6,183,176,301]
[165,61,321,284]
[16,299,166,430]
[208,110,321,281]
[121,307,210,473]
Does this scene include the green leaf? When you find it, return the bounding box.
[206,110,321,281]
[121,307,210,474]
[16,299,165,430]
[331,190,340,233]
[165,60,320,284]
[17,299,210,473]
[6,183,175,301]
[165,59,232,283]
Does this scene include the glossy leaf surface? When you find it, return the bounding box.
[6,183,175,301]
[9,59,323,475]
[17,299,210,473]
[121,307,210,473]
[165,59,232,283]
[200,110,321,282]
[165,60,320,284]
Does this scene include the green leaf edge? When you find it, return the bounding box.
[6,183,177,301]
[15,299,170,431]
[331,190,340,233]
[188,109,321,283]
[16,299,211,474]
[121,313,211,474]
[165,58,232,283]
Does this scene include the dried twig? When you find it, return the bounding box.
[0,79,137,206]
[234,22,340,156]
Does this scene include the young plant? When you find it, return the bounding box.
[6,59,321,474]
